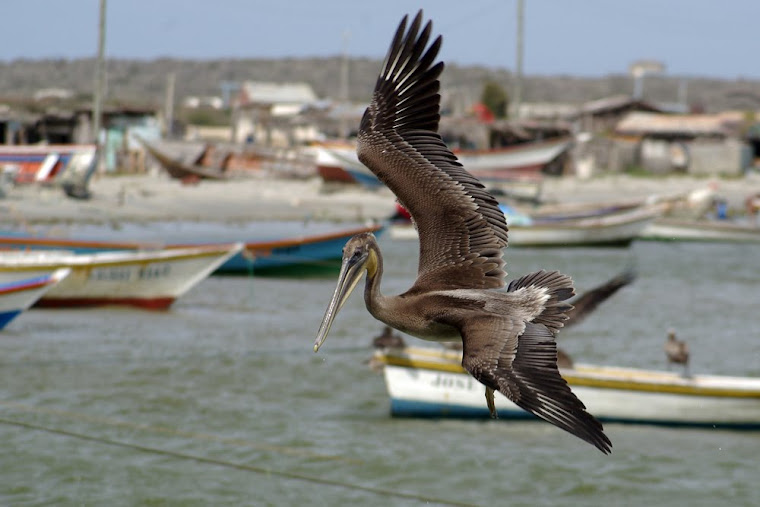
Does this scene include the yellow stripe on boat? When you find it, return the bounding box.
[376,347,760,399]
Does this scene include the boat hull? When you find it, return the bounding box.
[378,348,760,429]
[390,206,660,247]
[0,269,70,328]
[640,218,760,243]
[0,245,241,309]
[215,225,385,275]
[0,225,384,276]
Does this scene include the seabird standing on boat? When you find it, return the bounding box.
[314,11,611,454]
[665,328,690,376]
[372,325,406,349]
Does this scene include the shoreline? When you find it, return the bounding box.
[2,172,759,227]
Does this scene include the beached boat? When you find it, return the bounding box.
[0,244,242,309]
[0,268,71,329]
[639,218,760,243]
[0,224,385,276]
[312,143,383,187]
[139,137,229,181]
[456,137,572,181]
[0,144,97,185]
[390,204,661,247]
[314,138,570,188]
[374,346,760,429]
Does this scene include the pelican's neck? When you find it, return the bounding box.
[363,244,386,316]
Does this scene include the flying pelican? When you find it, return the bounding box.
[664,328,690,376]
[314,11,611,454]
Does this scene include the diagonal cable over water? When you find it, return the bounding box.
[0,400,358,464]
[0,415,477,507]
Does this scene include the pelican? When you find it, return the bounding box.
[314,11,611,454]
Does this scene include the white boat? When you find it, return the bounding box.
[0,244,243,309]
[313,137,571,187]
[640,218,760,243]
[455,137,572,180]
[0,268,70,329]
[374,346,760,429]
[390,204,662,247]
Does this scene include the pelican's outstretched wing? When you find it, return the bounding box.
[357,11,509,291]
[565,268,636,328]
[461,318,612,454]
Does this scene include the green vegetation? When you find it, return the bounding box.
[480,80,509,119]
[179,107,231,126]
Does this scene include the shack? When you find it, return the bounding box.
[613,111,750,176]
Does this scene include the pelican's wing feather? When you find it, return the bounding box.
[357,11,509,290]
[461,317,612,454]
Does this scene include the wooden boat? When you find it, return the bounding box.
[0,268,70,329]
[0,244,242,309]
[139,137,229,181]
[314,137,570,188]
[0,224,385,276]
[0,144,96,184]
[313,144,384,188]
[639,218,760,243]
[390,204,662,247]
[209,224,386,275]
[374,346,760,429]
[455,137,572,181]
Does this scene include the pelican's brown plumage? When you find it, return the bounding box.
[314,11,611,454]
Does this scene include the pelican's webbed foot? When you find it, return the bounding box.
[485,387,498,419]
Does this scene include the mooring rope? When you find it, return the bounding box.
[0,415,476,507]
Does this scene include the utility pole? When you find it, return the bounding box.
[165,72,176,138]
[512,0,524,120]
[339,31,351,139]
[93,0,107,172]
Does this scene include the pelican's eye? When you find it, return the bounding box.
[352,250,363,260]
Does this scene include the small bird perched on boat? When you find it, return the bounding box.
[664,328,690,376]
[372,325,406,349]
[314,10,611,454]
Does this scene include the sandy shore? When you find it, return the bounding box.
[2,172,760,226]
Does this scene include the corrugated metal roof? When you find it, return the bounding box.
[615,112,729,136]
[580,95,661,115]
[239,81,318,106]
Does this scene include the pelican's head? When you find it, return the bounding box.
[314,233,379,352]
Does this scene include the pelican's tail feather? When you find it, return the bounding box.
[507,270,574,334]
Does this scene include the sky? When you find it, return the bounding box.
[1,0,758,79]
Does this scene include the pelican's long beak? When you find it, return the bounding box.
[314,252,368,352]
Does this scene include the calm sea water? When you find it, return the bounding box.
[1,232,759,506]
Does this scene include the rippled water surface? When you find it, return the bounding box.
[1,234,759,506]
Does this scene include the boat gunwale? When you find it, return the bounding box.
[0,225,383,252]
[376,348,760,398]
[0,273,62,295]
[0,244,242,271]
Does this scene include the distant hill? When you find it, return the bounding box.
[2,57,760,112]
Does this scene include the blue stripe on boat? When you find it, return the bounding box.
[0,309,22,330]
[389,399,760,430]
